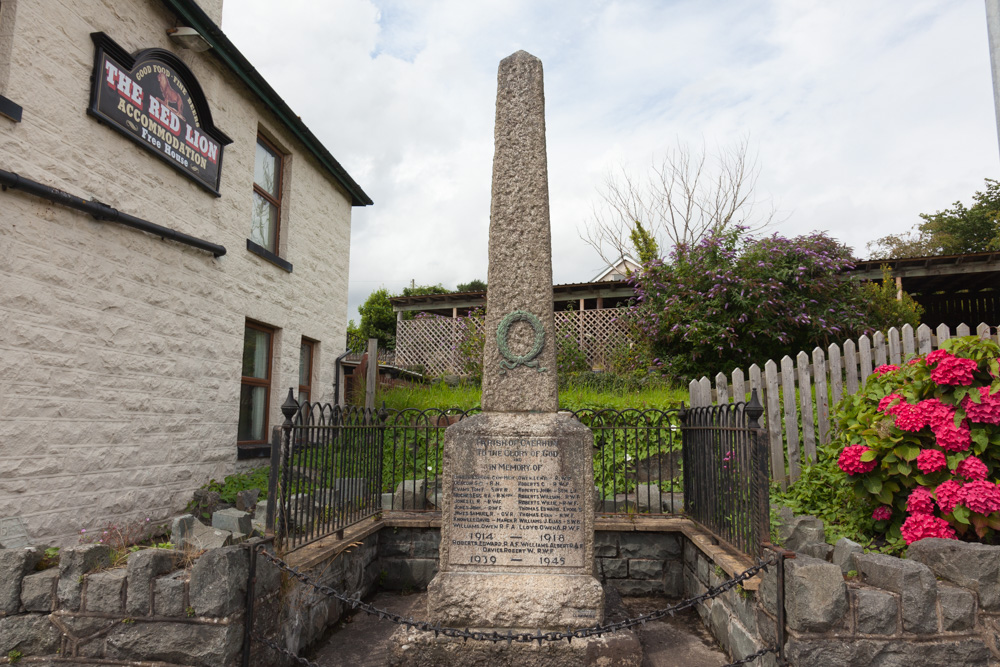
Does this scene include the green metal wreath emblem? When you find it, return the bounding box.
[496,309,547,375]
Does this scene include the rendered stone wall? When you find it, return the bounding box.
[0,0,354,543]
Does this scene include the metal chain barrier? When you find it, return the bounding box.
[249,546,781,666]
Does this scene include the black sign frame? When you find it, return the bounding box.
[87,32,232,196]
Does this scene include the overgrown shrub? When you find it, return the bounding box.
[631,227,922,381]
[831,336,1000,545]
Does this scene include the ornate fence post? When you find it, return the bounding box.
[745,389,768,557]
[678,405,691,519]
[275,389,299,547]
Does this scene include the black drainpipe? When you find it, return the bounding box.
[333,350,351,406]
[0,168,226,257]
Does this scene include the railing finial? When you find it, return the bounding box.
[281,388,299,423]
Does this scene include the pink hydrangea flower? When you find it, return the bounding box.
[906,487,935,515]
[838,445,877,475]
[962,386,1000,426]
[900,513,957,544]
[894,402,928,432]
[872,505,893,521]
[958,480,1000,515]
[928,353,978,386]
[935,480,964,514]
[907,357,922,365]
[878,393,904,414]
[872,364,900,377]
[925,349,950,364]
[917,398,954,428]
[916,449,947,474]
[955,455,989,481]
[932,420,972,452]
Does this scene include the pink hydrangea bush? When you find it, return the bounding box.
[832,336,1000,545]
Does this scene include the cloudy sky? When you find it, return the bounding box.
[222,0,999,322]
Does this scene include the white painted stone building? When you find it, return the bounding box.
[0,0,371,543]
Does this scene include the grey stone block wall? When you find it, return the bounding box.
[0,540,281,666]
[595,532,684,597]
[377,527,442,591]
[684,545,777,667]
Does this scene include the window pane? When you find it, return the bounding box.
[238,384,267,441]
[299,342,312,388]
[297,390,309,406]
[254,141,279,196]
[250,192,277,251]
[242,326,270,379]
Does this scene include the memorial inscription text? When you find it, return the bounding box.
[448,437,584,568]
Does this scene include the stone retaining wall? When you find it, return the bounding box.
[766,509,1000,666]
[9,519,998,666]
[0,540,278,666]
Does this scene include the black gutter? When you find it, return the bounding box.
[160,0,374,208]
[0,168,226,258]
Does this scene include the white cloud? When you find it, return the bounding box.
[222,0,998,325]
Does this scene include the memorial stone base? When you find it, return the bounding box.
[388,625,643,667]
[428,412,603,627]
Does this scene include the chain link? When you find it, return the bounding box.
[722,645,778,666]
[251,633,321,667]
[252,547,779,655]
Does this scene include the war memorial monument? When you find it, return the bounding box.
[390,50,641,666]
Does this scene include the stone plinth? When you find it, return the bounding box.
[427,412,602,628]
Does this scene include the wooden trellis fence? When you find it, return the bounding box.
[688,322,1000,488]
[394,309,634,376]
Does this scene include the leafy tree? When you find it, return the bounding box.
[456,279,487,293]
[399,283,450,298]
[629,221,659,266]
[346,319,365,352]
[352,283,454,351]
[633,228,922,380]
[867,178,1000,258]
[355,287,396,350]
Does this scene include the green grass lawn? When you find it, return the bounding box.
[376,377,689,413]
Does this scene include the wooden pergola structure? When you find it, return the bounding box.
[388,280,637,375]
[851,251,1000,329]
[388,280,636,321]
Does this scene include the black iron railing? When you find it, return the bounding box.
[271,391,384,550]
[268,391,765,557]
[681,390,769,557]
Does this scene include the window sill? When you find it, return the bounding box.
[237,442,271,460]
[246,239,293,272]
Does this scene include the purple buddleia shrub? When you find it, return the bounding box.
[630,227,921,380]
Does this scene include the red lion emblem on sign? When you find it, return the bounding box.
[157,71,184,113]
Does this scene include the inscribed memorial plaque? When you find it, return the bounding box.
[448,437,584,569]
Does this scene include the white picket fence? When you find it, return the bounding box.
[689,322,1000,488]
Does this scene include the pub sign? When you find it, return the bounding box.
[88,32,231,195]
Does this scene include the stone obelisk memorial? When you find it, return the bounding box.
[392,51,639,666]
